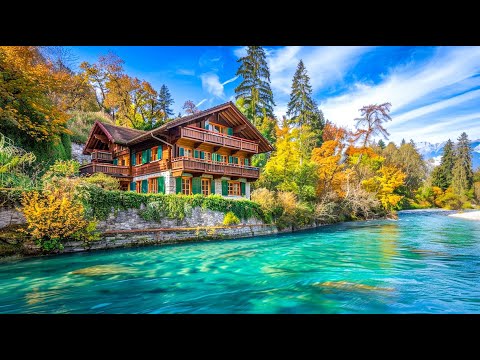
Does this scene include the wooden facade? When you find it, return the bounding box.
[79,102,273,197]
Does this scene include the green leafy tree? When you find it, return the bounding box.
[235,46,275,122]
[378,139,386,149]
[451,132,473,195]
[431,139,455,190]
[158,84,174,122]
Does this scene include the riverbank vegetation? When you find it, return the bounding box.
[1,45,479,255]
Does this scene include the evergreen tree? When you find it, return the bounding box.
[287,60,324,148]
[378,139,386,149]
[235,46,275,122]
[158,84,174,122]
[431,139,455,190]
[451,132,473,195]
[401,138,406,146]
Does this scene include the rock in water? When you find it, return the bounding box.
[70,264,133,277]
[314,281,393,292]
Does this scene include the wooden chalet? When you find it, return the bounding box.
[80,102,273,199]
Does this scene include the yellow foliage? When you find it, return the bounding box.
[311,140,346,197]
[21,189,88,243]
[251,188,277,213]
[362,165,406,211]
[277,191,298,216]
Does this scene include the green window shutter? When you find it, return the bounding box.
[227,127,233,136]
[228,156,233,164]
[221,180,228,196]
[113,158,118,165]
[158,144,163,159]
[211,179,215,194]
[148,149,152,162]
[234,157,238,164]
[179,147,185,157]
[176,177,182,194]
[132,152,136,165]
[141,179,148,193]
[130,182,136,191]
[142,150,147,164]
[244,158,249,166]
[194,150,199,158]
[158,176,165,194]
[200,151,205,160]
[212,153,217,161]
[241,182,246,196]
[192,177,201,194]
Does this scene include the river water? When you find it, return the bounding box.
[1,210,479,313]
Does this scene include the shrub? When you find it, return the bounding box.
[82,173,120,191]
[462,201,473,209]
[42,159,80,181]
[223,212,240,225]
[21,189,89,251]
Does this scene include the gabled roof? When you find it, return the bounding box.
[128,102,274,152]
[99,122,145,144]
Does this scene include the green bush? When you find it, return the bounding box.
[80,186,266,222]
[82,173,120,191]
[223,212,240,225]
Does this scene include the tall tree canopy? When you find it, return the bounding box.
[431,139,455,190]
[354,103,392,148]
[182,100,199,115]
[235,46,275,122]
[451,132,473,195]
[158,84,174,122]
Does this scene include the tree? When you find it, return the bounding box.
[378,139,386,149]
[235,46,275,121]
[158,84,174,122]
[287,60,325,153]
[451,132,473,195]
[431,139,455,190]
[311,140,345,198]
[362,165,406,213]
[182,100,199,115]
[353,103,392,148]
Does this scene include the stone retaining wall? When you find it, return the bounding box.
[0,208,25,228]
[63,224,278,253]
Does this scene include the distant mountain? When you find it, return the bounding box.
[415,139,480,169]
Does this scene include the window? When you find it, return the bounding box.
[136,181,141,193]
[204,152,211,161]
[135,152,142,165]
[228,181,241,196]
[149,177,158,193]
[201,178,210,196]
[182,177,192,195]
[151,147,158,161]
[218,155,226,163]
[179,147,193,158]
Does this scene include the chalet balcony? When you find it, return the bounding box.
[171,157,260,179]
[180,126,259,153]
[132,160,169,177]
[79,163,131,178]
[91,150,113,162]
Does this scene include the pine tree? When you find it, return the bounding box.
[235,46,275,122]
[287,60,325,148]
[158,84,174,123]
[451,132,473,195]
[378,139,386,149]
[431,139,455,190]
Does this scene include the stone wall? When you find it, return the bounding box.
[71,142,91,165]
[0,208,25,228]
[96,207,264,232]
[63,224,278,253]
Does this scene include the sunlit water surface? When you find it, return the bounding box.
[1,210,479,313]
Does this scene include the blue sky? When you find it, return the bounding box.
[70,46,480,144]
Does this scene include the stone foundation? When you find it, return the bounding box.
[0,208,25,228]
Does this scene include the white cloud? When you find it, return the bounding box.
[200,73,225,98]
[317,47,480,143]
[233,46,247,58]
[196,98,208,108]
[200,74,239,99]
[177,68,195,76]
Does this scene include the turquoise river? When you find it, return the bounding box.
[1,210,479,313]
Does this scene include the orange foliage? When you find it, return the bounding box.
[322,121,348,143]
[311,140,346,198]
[345,145,380,158]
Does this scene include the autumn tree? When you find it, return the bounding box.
[353,103,392,149]
[182,100,199,115]
[158,84,174,122]
[235,46,275,122]
[362,165,406,213]
[311,140,345,198]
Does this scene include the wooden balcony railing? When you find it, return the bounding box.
[181,127,259,153]
[171,157,259,179]
[91,150,113,162]
[79,163,131,177]
[132,160,169,177]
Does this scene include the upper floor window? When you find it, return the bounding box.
[151,146,158,161]
[135,152,142,165]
